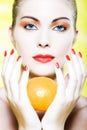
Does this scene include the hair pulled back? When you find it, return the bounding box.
[12,0,77,28]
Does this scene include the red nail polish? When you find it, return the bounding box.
[23,65,28,71]
[78,52,82,58]
[10,49,14,55]
[66,55,70,61]
[71,48,76,54]
[56,62,60,68]
[4,51,7,57]
[17,56,21,61]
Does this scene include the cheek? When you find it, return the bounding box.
[13,31,39,66]
[50,32,74,54]
[13,29,38,53]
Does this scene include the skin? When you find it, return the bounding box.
[11,0,76,77]
[0,0,87,130]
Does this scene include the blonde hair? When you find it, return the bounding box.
[12,0,77,28]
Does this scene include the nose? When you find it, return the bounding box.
[37,43,50,48]
[37,29,51,48]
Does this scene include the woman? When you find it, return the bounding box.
[0,0,87,130]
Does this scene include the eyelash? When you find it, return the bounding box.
[53,25,67,32]
[22,23,68,32]
[24,24,37,30]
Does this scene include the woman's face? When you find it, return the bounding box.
[11,0,77,76]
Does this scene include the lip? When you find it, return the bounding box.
[33,54,55,63]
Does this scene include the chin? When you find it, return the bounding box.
[30,64,55,77]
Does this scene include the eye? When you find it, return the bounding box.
[53,25,67,32]
[24,24,37,30]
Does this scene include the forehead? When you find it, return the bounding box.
[17,0,73,21]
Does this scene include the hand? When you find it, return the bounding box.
[2,49,41,130]
[42,49,87,130]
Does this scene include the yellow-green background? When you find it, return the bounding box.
[0,0,87,96]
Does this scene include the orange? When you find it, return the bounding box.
[27,77,57,111]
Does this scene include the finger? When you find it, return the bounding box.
[2,49,16,97]
[55,62,65,97]
[44,63,66,121]
[70,49,81,79]
[2,51,9,76]
[9,56,23,100]
[65,55,77,100]
[19,65,29,102]
[4,49,16,80]
[70,49,85,98]
[1,51,8,89]
[65,73,69,85]
[77,52,87,86]
[19,67,41,125]
[10,56,22,81]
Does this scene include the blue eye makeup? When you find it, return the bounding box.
[53,25,66,32]
[24,24,37,30]
[20,21,38,30]
[52,20,70,32]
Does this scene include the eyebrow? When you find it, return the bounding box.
[52,17,70,23]
[21,16,39,22]
[20,16,70,23]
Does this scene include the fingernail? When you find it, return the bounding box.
[10,49,14,55]
[23,65,28,71]
[17,56,22,61]
[71,48,76,54]
[4,50,7,57]
[56,62,60,68]
[78,52,82,58]
[66,55,70,61]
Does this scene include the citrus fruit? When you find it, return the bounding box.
[27,77,57,111]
